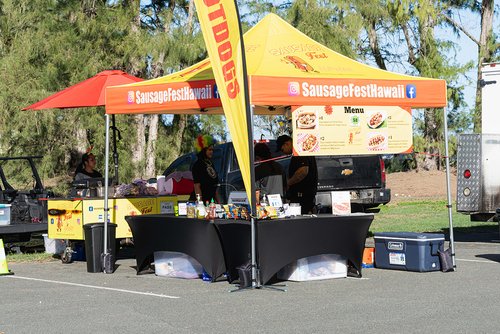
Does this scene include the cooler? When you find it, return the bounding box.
[374,232,444,272]
[0,204,12,225]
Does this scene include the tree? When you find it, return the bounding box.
[381,0,471,170]
[441,0,499,132]
[0,0,152,187]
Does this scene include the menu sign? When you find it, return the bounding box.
[291,105,413,156]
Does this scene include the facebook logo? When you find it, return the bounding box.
[213,84,220,99]
[406,84,417,99]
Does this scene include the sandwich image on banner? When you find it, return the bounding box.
[193,0,252,204]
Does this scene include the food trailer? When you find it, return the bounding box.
[47,193,188,262]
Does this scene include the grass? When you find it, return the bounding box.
[370,199,497,234]
[6,252,57,263]
[4,235,58,263]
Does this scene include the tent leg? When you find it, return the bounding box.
[251,217,259,288]
[111,114,119,184]
[103,114,111,268]
[443,107,456,269]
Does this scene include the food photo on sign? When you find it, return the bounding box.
[367,133,388,151]
[366,110,387,129]
[296,109,318,129]
[296,132,320,153]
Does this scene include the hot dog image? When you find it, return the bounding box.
[367,111,386,129]
[282,56,316,72]
[367,133,387,151]
[298,133,319,152]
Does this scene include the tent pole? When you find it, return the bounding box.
[230,0,258,288]
[246,78,257,289]
[443,107,456,269]
[103,114,111,264]
[111,114,119,184]
[248,106,257,288]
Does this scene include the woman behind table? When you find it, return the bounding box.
[74,153,102,181]
[190,135,219,203]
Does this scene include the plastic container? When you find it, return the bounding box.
[186,202,196,218]
[374,232,444,272]
[83,223,117,273]
[201,269,212,282]
[42,234,66,254]
[362,247,375,268]
[154,251,203,279]
[277,254,347,281]
[157,175,166,195]
[0,204,12,225]
[286,203,301,216]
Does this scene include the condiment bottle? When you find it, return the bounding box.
[196,194,206,219]
[260,194,268,207]
[208,198,216,219]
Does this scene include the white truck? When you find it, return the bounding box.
[456,63,500,221]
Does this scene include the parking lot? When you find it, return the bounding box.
[2,235,500,334]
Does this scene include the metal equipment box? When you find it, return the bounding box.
[456,134,500,218]
[374,232,444,272]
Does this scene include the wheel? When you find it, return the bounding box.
[61,246,73,264]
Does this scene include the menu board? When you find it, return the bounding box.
[291,105,413,156]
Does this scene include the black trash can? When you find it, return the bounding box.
[83,223,117,273]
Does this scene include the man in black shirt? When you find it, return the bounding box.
[276,135,318,214]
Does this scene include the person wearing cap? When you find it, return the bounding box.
[276,134,318,214]
[254,142,286,197]
[190,135,219,203]
[74,153,103,181]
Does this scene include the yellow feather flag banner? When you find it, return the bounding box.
[193,0,253,205]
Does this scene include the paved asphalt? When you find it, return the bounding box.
[1,234,500,334]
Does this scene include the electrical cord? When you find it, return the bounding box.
[216,183,239,191]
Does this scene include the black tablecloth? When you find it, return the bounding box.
[213,220,252,282]
[125,215,226,280]
[126,214,373,285]
[256,214,373,284]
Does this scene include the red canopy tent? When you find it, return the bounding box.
[23,70,144,183]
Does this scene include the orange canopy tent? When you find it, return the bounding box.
[106,14,447,115]
[105,13,454,267]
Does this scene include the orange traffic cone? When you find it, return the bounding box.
[0,239,14,275]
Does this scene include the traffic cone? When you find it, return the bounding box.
[0,239,14,275]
